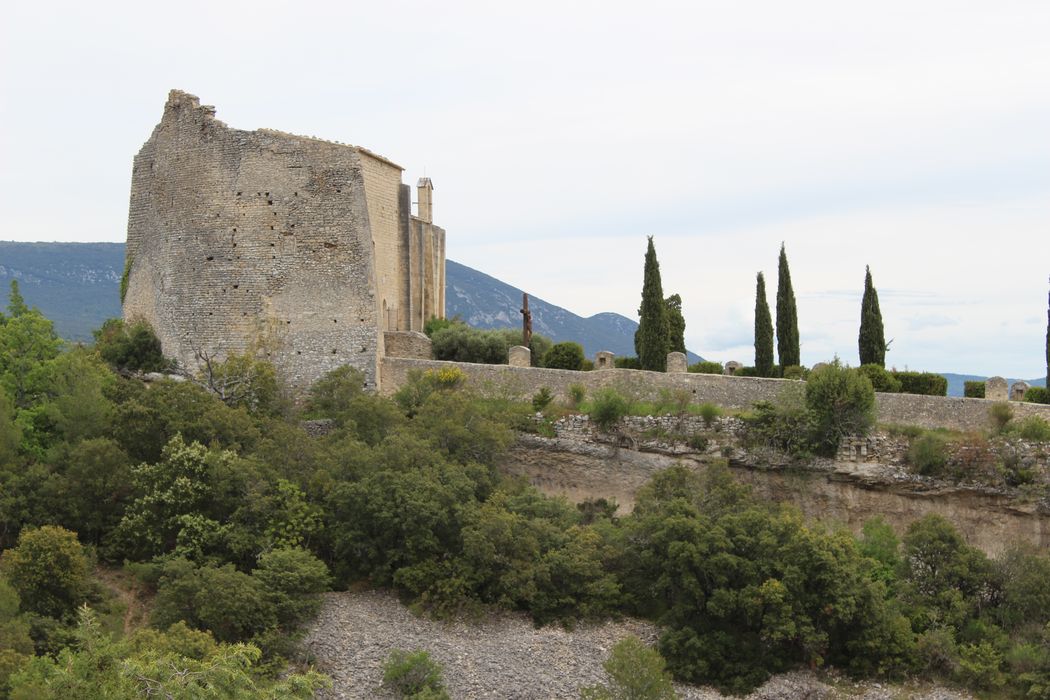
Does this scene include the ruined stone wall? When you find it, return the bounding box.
[380,357,1050,432]
[358,151,404,332]
[124,90,446,391]
[125,91,381,389]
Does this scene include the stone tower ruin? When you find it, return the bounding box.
[123,90,445,390]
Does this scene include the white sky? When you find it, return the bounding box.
[1,1,1048,377]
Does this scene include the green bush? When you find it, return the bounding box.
[1014,415,1050,441]
[688,361,722,375]
[698,402,720,427]
[989,402,1013,434]
[543,342,586,371]
[964,381,986,399]
[804,361,875,454]
[423,316,460,337]
[430,325,508,364]
[0,526,90,620]
[580,635,679,700]
[782,364,807,380]
[568,384,586,409]
[891,371,948,396]
[1025,386,1049,404]
[532,388,553,412]
[589,388,630,432]
[908,433,949,476]
[614,356,641,370]
[382,649,448,699]
[859,364,902,393]
[733,365,760,377]
[94,318,168,373]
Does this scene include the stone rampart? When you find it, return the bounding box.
[380,357,1050,433]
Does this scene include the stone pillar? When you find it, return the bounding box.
[724,361,742,376]
[594,351,615,370]
[666,352,687,373]
[417,177,433,223]
[1010,381,1030,401]
[508,345,531,368]
[986,376,1008,401]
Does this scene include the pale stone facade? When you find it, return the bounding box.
[508,346,532,368]
[123,90,445,390]
[986,376,1009,401]
[666,352,687,373]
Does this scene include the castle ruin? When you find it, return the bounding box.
[123,90,445,390]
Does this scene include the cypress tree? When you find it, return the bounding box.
[665,294,686,355]
[1045,276,1049,387]
[754,272,774,376]
[858,265,886,367]
[634,236,670,371]
[775,243,800,368]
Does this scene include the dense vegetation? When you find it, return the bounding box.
[3,284,1050,697]
[753,272,775,377]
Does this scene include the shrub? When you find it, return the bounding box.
[782,364,807,380]
[430,325,507,364]
[580,635,679,700]
[568,384,586,408]
[909,433,949,476]
[531,387,553,412]
[964,381,986,399]
[382,649,448,699]
[989,402,1013,434]
[1025,386,1049,404]
[859,364,902,393]
[1014,415,1050,441]
[733,365,760,377]
[614,356,641,369]
[688,361,722,375]
[543,342,586,371]
[590,388,630,432]
[804,361,875,454]
[423,315,460,337]
[687,434,709,451]
[698,402,720,427]
[94,318,168,372]
[0,525,90,620]
[891,371,948,396]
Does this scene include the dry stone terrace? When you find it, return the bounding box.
[380,356,1050,433]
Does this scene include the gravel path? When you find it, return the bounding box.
[303,591,972,700]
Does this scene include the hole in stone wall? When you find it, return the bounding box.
[294,192,298,196]
[237,191,242,196]
[232,285,239,289]
[333,319,338,323]
[268,200,273,206]
[265,192,270,196]
[206,256,214,261]
[233,228,237,232]
[270,226,274,230]
[232,242,237,247]
[286,320,291,324]
[360,346,366,352]
[270,242,275,247]
[332,350,336,354]
[336,188,341,193]
[296,351,301,355]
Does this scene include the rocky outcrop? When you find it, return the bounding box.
[502,415,1050,555]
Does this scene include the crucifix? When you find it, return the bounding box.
[520,292,532,348]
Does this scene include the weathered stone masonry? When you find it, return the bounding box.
[123,90,444,390]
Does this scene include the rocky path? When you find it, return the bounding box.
[303,591,972,700]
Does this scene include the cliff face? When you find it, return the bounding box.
[501,416,1050,556]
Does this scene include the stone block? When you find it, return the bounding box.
[383,331,432,359]
[666,352,687,373]
[594,350,615,370]
[508,345,531,368]
[724,360,742,375]
[986,376,1008,401]
[1010,381,1030,401]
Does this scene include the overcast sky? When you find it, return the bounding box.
[1,1,1048,378]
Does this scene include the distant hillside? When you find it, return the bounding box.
[446,259,702,362]
[0,242,685,362]
[0,241,124,341]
